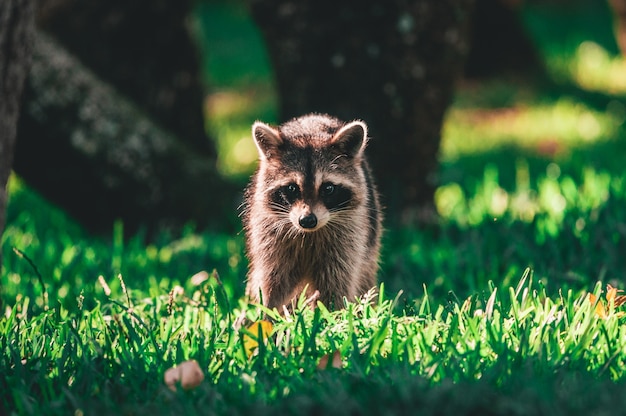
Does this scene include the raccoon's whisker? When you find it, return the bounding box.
[270,216,294,233]
[266,217,291,237]
[333,209,380,224]
[280,223,302,243]
[290,231,304,243]
[273,220,291,233]
[269,203,289,212]
[327,210,354,220]
[237,204,247,218]
[282,229,295,243]
[326,216,369,235]
[335,199,353,208]
[268,202,291,214]
[265,212,290,224]
[323,220,352,236]
[329,205,354,215]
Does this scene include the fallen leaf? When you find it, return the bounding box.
[614,295,626,308]
[589,293,606,319]
[607,284,626,308]
[164,360,205,391]
[243,320,273,357]
[589,285,626,319]
[607,285,618,303]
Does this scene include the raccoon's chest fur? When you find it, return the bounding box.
[243,113,382,310]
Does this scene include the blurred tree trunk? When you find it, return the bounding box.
[0,0,34,256]
[0,0,35,271]
[35,0,209,153]
[16,33,234,234]
[13,0,236,234]
[465,0,543,78]
[250,0,475,223]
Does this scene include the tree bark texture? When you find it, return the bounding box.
[0,0,35,268]
[36,0,211,154]
[15,32,235,234]
[250,0,475,221]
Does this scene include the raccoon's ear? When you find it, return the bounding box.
[331,121,368,159]
[252,122,283,160]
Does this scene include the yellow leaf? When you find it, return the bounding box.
[317,350,342,370]
[243,320,273,357]
[589,293,606,319]
[606,284,626,308]
[606,285,618,303]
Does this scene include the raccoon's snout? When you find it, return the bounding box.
[298,213,318,229]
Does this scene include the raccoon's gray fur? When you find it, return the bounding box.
[242,113,382,309]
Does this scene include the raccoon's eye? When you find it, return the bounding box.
[321,183,335,196]
[271,183,300,207]
[286,183,299,196]
[320,183,352,210]
[280,183,300,204]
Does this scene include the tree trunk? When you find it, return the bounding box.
[12,0,224,234]
[15,32,236,234]
[0,0,34,310]
[36,0,210,154]
[465,0,543,79]
[250,0,475,222]
[0,0,35,271]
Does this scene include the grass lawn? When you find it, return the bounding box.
[3,1,626,414]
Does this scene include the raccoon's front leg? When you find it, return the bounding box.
[252,266,320,310]
[313,261,354,309]
[252,265,303,310]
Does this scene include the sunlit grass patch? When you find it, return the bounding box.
[539,39,626,96]
[2,175,247,310]
[434,163,618,230]
[442,97,621,161]
[569,41,626,94]
[521,1,626,96]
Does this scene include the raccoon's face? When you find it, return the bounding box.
[252,116,368,233]
[269,174,355,232]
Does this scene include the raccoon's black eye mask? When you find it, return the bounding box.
[320,183,352,210]
[270,182,353,211]
[272,183,301,206]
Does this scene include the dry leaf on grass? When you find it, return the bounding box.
[588,293,607,319]
[243,320,273,357]
[606,284,626,308]
[589,284,626,319]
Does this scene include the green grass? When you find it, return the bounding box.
[4,264,626,414]
[4,0,626,414]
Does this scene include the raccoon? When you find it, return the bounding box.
[242,113,382,310]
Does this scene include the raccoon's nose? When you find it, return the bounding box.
[298,213,318,229]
